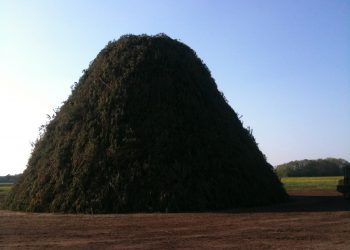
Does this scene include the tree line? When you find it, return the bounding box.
[275,158,349,177]
[0,174,21,183]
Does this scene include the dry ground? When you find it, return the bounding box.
[1,190,350,249]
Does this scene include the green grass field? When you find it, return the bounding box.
[0,183,13,207]
[281,176,343,191]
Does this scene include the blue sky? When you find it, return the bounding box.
[0,0,349,175]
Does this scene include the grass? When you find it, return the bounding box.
[0,183,13,207]
[0,183,13,191]
[281,176,343,191]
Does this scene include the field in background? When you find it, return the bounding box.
[281,176,342,191]
[0,184,12,206]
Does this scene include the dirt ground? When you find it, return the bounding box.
[1,190,350,249]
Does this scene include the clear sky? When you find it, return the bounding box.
[0,0,349,175]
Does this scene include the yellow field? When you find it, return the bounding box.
[281,176,343,191]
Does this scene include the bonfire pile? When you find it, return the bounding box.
[6,34,287,213]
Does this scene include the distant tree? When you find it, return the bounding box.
[275,158,350,177]
[0,174,22,183]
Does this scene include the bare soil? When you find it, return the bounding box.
[1,190,350,249]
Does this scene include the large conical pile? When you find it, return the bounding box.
[6,34,287,213]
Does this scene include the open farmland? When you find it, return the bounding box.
[1,180,350,249]
[281,176,343,191]
[0,183,12,207]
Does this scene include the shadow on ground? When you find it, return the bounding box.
[226,190,350,214]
